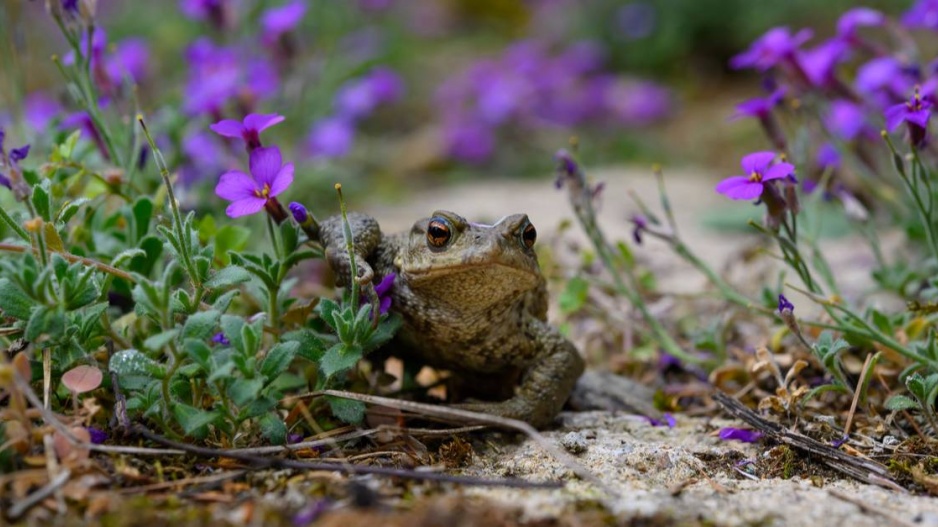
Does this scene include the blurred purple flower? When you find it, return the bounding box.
[902,0,938,30]
[816,143,841,171]
[718,427,763,443]
[730,27,813,71]
[62,0,79,14]
[85,427,107,444]
[23,92,62,131]
[646,413,676,427]
[444,120,495,164]
[261,0,306,44]
[798,38,849,87]
[10,145,29,163]
[716,151,793,201]
[61,111,111,160]
[855,57,916,108]
[373,273,396,315]
[630,214,647,244]
[215,146,294,218]
[212,332,230,345]
[885,89,934,147]
[184,39,279,116]
[615,2,656,41]
[293,500,331,527]
[181,130,227,185]
[777,294,794,313]
[106,39,150,84]
[334,68,404,121]
[307,117,355,159]
[733,88,785,120]
[557,41,606,76]
[604,79,671,125]
[210,113,285,151]
[825,100,867,141]
[180,0,229,27]
[837,7,885,37]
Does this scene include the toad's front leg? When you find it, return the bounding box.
[455,320,584,429]
[319,212,382,286]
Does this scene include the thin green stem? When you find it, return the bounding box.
[335,184,360,308]
[0,206,29,242]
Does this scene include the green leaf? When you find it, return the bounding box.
[172,403,219,437]
[57,198,90,224]
[279,221,299,255]
[184,339,212,372]
[558,277,589,314]
[214,225,251,266]
[228,378,264,407]
[261,342,299,381]
[318,298,339,328]
[109,349,166,378]
[363,314,401,353]
[31,180,52,222]
[143,329,180,351]
[320,343,362,378]
[132,197,153,241]
[183,310,221,340]
[0,278,35,320]
[283,329,329,363]
[58,130,81,159]
[884,395,920,412]
[205,266,251,290]
[25,305,65,341]
[258,412,287,445]
[327,396,365,424]
[111,249,146,268]
[220,315,246,353]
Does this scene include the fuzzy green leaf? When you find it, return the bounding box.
[228,378,264,407]
[183,310,221,340]
[320,343,362,378]
[327,396,365,424]
[0,278,35,320]
[205,266,251,290]
[261,342,298,381]
[258,412,287,445]
[884,395,920,412]
[172,403,219,437]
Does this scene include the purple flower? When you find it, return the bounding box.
[210,113,285,152]
[212,332,230,346]
[180,0,229,27]
[106,39,150,84]
[718,427,763,443]
[307,117,355,159]
[444,120,495,164]
[733,88,785,120]
[630,214,647,244]
[23,92,62,131]
[837,8,885,37]
[885,89,934,146]
[289,202,311,225]
[730,27,813,71]
[816,143,841,171]
[62,0,79,14]
[334,68,403,120]
[10,145,29,163]
[646,413,676,427]
[825,100,867,141]
[902,0,938,30]
[84,427,107,444]
[831,434,849,447]
[373,273,396,315]
[798,39,849,88]
[715,152,794,201]
[604,79,671,125]
[261,0,306,44]
[183,39,279,116]
[778,294,794,313]
[215,146,294,218]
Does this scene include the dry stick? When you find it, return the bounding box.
[844,353,875,438]
[0,242,135,282]
[228,425,486,456]
[113,470,247,495]
[6,469,71,520]
[302,389,616,498]
[712,391,906,492]
[130,426,562,489]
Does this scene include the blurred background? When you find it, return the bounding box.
[0,0,912,213]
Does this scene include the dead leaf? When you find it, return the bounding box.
[12,351,32,382]
[61,365,103,394]
[54,427,91,463]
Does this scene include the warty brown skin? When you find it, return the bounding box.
[319,210,585,428]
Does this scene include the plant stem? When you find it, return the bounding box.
[335,184,360,308]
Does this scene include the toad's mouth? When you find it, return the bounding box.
[403,261,539,281]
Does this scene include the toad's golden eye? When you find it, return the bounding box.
[427,218,452,247]
[521,222,536,248]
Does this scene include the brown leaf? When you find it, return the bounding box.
[54,427,91,462]
[62,365,103,394]
[12,351,32,382]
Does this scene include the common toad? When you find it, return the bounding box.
[319,210,584,428]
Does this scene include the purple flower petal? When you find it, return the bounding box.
[243,113,285,133]
[10,145,30,163]
[716,176,763,200]
[226,197,267,218]
[838,8,884,36]
[210,119,245,138]
[740,151,776,174]
[268,163,294,197]
[308,117,355,158]
[261,0,306,38]
[763,162,794,181]
[249,146,283,187]
[718,427,763,443]
[215,171,257,200]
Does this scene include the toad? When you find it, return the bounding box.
[319,210,584,428]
